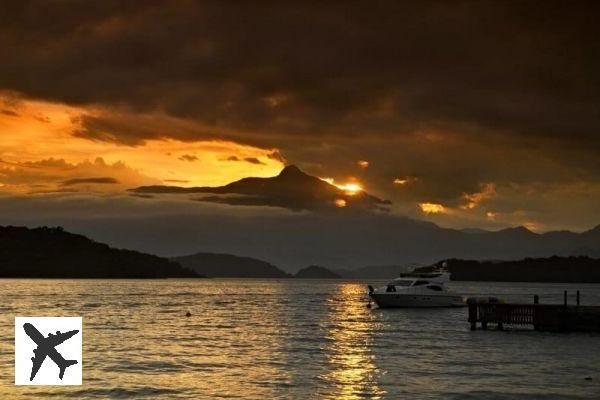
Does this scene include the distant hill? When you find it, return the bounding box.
[172,252,291,278]
[295,265,341,279]
[335,264,415,279]
[106,211,599,271]
[124,166,600,271]
[460,228,490,234]
[419,256,600,283]
[0,226,198,278]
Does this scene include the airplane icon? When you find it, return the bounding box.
[23,322,79,381]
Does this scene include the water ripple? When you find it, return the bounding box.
[0,279,599,399]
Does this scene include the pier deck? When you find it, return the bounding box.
[468,292,600,332]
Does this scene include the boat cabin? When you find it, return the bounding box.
[384,273,449,293]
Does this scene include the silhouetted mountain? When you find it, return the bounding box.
[82,211,600,271]
[419,256,600,283]
[295,265,341,279]
[460,228,491,234]
[172,252,291,278]
[335,265,415,279]
[0,226,198,278]
[133,165,391,212]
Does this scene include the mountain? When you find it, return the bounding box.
[295,265,341,279]
[0,226,198,278]
[78,211,600,271]
[335,264,416,279]
[172,252,291,278]
[124,166,600,271]
[460,228,490,234]
[419,256,600,283]
[133,165,391,212]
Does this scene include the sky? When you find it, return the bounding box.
[1,0,599,235]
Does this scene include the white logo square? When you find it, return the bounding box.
[15,317,82,385]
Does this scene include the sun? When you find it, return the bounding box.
[336,183,363,195]
[320,177,363,195]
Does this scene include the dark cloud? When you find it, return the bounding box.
[1,1,599,228]
[164,179,190,184]
[1,1,599,147]
[129,193,154,199]
[225,155,266,165]
[178,154,198,162]
[62,177,119,186]
[243,157,264,165]
[1,109,18,116]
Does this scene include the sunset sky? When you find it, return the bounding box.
[1,1,599,234]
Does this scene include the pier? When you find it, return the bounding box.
[468,291,600,332]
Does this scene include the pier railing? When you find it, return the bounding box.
[468,291,600,332]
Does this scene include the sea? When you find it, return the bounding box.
[1,279,599,399]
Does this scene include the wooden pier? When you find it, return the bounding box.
[468,291,600,332]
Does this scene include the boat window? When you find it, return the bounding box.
[413,280,430,286]
[427,285,443,291]
[391,280,412,286]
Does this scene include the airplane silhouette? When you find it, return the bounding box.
[23,323,79,381]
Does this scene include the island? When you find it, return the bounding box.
[172,252,291,278]
[294,265,341,279]
[422,256,600,283]
[0,226,199,278]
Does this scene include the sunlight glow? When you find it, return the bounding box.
[320,177,363,195]
[0,94,285,192]
[334,199,347,208]
[419,202,445,214]
[393,176,418,186]
[337,183,363,195]
[460,183,496,210]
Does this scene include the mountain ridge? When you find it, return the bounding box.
[0,225,198,278]
[133,165,391,212]
[172,252,291,278]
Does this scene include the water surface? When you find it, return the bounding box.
[1,279,599,399]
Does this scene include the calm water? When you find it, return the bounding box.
[1,279,599,399]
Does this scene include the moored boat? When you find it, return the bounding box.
[368,271,465,308]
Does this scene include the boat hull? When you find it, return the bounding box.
[370,293,465,308]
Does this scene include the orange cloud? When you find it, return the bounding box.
[0,157,159,194]
[419,202,445,214]
[319,177,363,195]
[334,198,347,208]
[393,176,419,186]
[461,183,496,209]
[0,94,285,193]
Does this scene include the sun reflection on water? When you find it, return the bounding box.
[320,283,385,399]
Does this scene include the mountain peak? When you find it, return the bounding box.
[498,225,536,235]
[278,165,306,178]
[588,224,600,232]
[132,163,390,212]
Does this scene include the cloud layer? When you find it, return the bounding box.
[0,1,599,230]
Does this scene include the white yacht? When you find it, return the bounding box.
[368,271,465,308]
